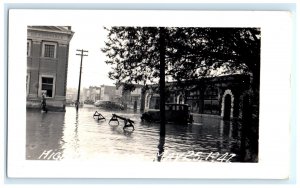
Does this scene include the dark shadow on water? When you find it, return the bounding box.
[123,129,134,137]
[109,123,119,131]
[157,135,165,162]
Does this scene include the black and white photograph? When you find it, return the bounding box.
[26,26,260,163]
[7,10,291,179]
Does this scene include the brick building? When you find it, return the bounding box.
[83,86,101,102]
[26,26,74,111]
[120,85,143,110]
[145,74,252,120]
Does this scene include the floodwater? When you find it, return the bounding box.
[26,106,249,162]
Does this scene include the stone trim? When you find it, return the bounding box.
[176,94,184,104]
[145,93,150,110]
[27,39,32,57]
[41,41,57,58]
[54,95,66,100]
[221,89,234,119]
[26,73,30,97]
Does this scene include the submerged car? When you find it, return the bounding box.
[94,100,125,110]
[141,103,193,125]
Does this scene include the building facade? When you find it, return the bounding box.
[83,86,101,103]
[27,26,74,111]
[66,88,79,106]
[144,74,252,120]
[99,85,121,101]
[118,84,144,110]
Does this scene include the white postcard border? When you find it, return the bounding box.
[7,10,291,179]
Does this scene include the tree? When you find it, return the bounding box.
[102,27,260,89]
[102,27,161,87]
[102,26,261,162]
[102,26,261,117]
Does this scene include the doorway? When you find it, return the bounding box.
[223,94,231,120]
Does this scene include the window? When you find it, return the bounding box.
[44,44,55,58]
[42,42,57,58]
[203,85,220,115]
[27,40,31,56]
[41,77,54,97]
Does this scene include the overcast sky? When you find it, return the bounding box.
[67,24,115,89]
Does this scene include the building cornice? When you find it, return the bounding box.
[28,26,74,44]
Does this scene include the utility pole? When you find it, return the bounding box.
[75,49,88,111]
[159,27,166,137]
[157,27,166,162]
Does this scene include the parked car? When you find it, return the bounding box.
[84,99,94,105]
[94,100,102,106]
[141,103,193,125]
[66,99,75,106]
[94,100,125,110]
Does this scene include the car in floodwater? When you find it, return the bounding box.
[66,99,75,106]
[141,103,193,125]
[94,100,125,110]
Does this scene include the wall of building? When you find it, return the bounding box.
[118,85,144,110]
[27,26,74,111]
[83,86,101,102]
[145,74,251,120]
[99,85,118,101]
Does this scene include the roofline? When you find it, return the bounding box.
[148,73,250,87]
[28,26,74,36]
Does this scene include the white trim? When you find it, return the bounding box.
[145,93,150,110]
[26,73,30,97]
[27,40,31,57]
[221,89,234,119]
[39,74,56,98]
[177,94,184,104]
[176,95,180,104]
[41,41,57,58]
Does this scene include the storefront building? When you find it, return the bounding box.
[145,74,252,120]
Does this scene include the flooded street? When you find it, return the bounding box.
[26,106,246,162]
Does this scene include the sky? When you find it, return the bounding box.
[66,24,115,89]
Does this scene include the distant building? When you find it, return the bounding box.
[66,88,78,106]
[118,84,144,111]
[100,85,118,101]
[66,88,77,101]
[84,86,101,102]
[115,86,123,101]
[26,26,74,111]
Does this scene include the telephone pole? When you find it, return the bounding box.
[75,49,88,111]
[159,27,166,137]
[157,27,166,162]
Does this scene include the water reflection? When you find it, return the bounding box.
[26,106,256,162]
[26,110,64,160]
[73,111,79,158]
[123,129,134,137]
[157,135,165,162]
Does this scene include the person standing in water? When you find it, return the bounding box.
[41,92,48,113]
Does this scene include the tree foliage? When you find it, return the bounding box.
[101,27,261,90]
